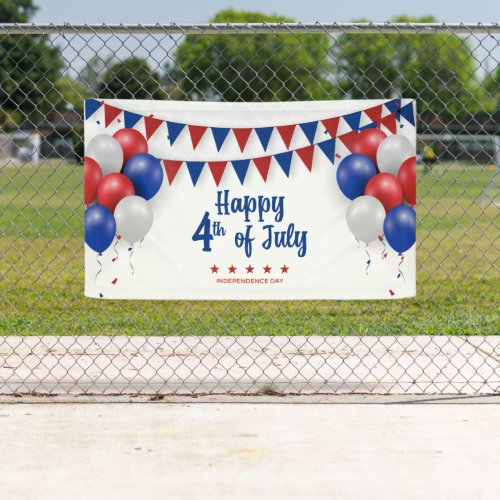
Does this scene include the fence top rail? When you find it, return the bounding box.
[0,22,498,36]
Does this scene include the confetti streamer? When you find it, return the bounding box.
[378,235,387,259]
[112,237,120,262]
[397,253,406,283]
[365,243,372,275]
[111,278,118,285]
[94,252,102,285]
[128,244,135,275]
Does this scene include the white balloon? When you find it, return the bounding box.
[86,134,124,176]
[114,196,153,243]
[346,195,385,243]
[376,135,414,175]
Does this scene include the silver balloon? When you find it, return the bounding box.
[376,135,414,175]
[114,196,154,243]
[86,134,124,176]
[346,195,385,243]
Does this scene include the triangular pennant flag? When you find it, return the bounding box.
[124,110,142,129]
[163,160,183,185]
[400,102,415,126]
[343,111,361,131]
[317,138,336,164]
[186,161,205,187]
[188,125,208,149]
[253,156,272,182]
[275,151,293,177]
[233,128,252,153]
[321,117,339,138]
[85,99,102,119]
[384,99,401,116]
[167,121,185,145]
[208,161,227,186]
[145,115,163,140]
[380,113,397,134]
[364,104,383,124]
[104,104,122,128]
[231,159,251,185]
[299,121,318,145]
[295,144,315,172]
[277,125,296,149]
[255,127,273,151]
[338,130,358,152]
[211,127,231,152]
[359,122,378,132]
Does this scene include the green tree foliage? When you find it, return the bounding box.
[483,67,499,113]
[333,16,481,117]
[0,0,65,126]
[172,9,338,101]
[97,57,165,99]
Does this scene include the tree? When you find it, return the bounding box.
[171,9,338,101]
[79,54,116,94]
[97,57,165,99]
[0,0,65,127]
[333,16,482,118]
[483,67,499,113]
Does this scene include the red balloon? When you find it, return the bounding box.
[113,128,148,166]
[84,157,103,206]
[351,129,387,168]
[365,173,403,213]
[97,173,135,212]
[398,156,416,206]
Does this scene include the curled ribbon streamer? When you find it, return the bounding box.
[378,235,386,259]
[129,244,135,275]
[365,243,372,275]
[94,252,102,285]
[113,238,120,261]
[139,237,144,249]
[355,237,360,248]
[397,253,406,284]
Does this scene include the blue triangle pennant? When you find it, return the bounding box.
[255,127,274,151]
[343,111,361,131]
[385,99,402,120]
[85,99,102,119]
[186,161,205,186]
[275,151,293,177]
[211,127,231,152]
[400,102,415,126]
[317,138,336,164]
[231,159,251,185]
[124,110,142,129]
[167,122,186,146]
[299,121,318,144]
[359,122,377,132]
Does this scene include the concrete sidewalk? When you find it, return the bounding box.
[0,402,499,499]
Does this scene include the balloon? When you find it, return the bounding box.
[97,173,135,213]
[365,173,403,213]
[113,128,148,166]
[384,205,416,253]
[336,154,377,200]
[114,196,154,243]
[86,134,124,176]
[346,195,385,243]
[84,204,116,253]
[376,135,414,175]
[398,156,416,206]
[123,153,164,200]
[84,157,103,206]
[350,128,387,167]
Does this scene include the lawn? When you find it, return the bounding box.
[0,161,498,335]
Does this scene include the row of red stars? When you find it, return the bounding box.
[211,264,289,274]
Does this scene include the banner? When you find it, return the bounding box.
[84,99,416,300]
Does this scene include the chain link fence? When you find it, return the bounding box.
[0,23,499,396]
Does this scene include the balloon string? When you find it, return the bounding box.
[378,235,387,259]
[397,253,405,284]
[129,244,135,275]
[94,252,102,285]
[355,237,360,248]
[139,237,144,249]
[365,243,371,275]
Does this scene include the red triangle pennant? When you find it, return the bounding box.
[144,115,164,140]
[208,161,227,186]
[233,128,252,152]
[364,104,383,124]
[380,113,397,134]
[253,156,272,182]
[338,130,358,152]
[104,104,122,128]
[163,160,183,185]
[188,125,208,149]
[277,125,296,149]
[295,144,315,172]
[321,117,339,138]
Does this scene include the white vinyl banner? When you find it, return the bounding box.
[84,99,416,300]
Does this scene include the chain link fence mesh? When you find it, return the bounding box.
[0,23,498,396]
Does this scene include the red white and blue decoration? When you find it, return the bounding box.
[84,99,416,300]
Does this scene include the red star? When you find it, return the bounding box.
[228,265,237,274]
[246,265,254,274]
[263,265,272,274]
[210,265,219,274]
[280,265,289,274]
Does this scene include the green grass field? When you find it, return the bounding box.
[0,161,498,335]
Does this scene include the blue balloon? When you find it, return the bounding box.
[336,154,377,200]
[384,205,416,253]
[85,204,116,253]
[123,153,164,200]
